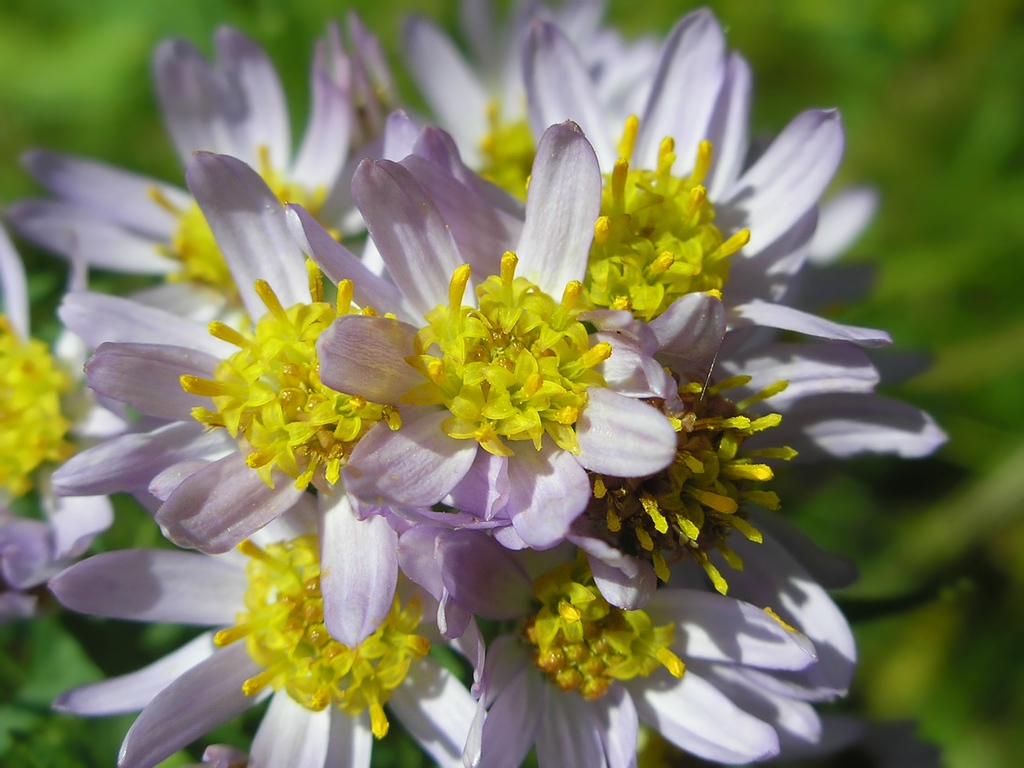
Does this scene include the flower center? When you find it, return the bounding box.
[478,103,535,200]
[524,554,684,700]
[181,266,400,490]
[0,317,73,496]
[588,376,795,594]
[584,116,750,322]
[150,146,328,296]
[402,253,611,457]
[215,535,430,738]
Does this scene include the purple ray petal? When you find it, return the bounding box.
[645,589,817,670]
[318,491,397,647]
[186,152,309,315]
[54,633,216,716]
[636,9,727,171]
[316,314,423,405]
[344,410,477,509]
[60,291,233,358]
[21,149,183,238]
[507,439,591,549]
[286,205,405,316]
[117,643,262,768]
[575,388,677,477]
[351,159,467,316]
[403,15,490,162]
[50,550,244,624]
[214,27,291,168]
[524,21,613,166]
[85,342,219,421]
[156,452,305,553]
[439,530,533,618]
[536,693,605,768]
[9,199,178,274]
[705,53,753,199]
[724,109,845,257]
[0,225,29,338]
[515,122,601,297]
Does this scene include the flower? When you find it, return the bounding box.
[307,121,678,550]
[49,509,476,768]
[51,152,403,645]
[9,22,378,317]
[0,224,116,620]
[403,0,659,194]
[418,535,823,766]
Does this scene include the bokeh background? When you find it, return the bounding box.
[1,0,1021,766]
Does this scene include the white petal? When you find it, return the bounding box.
[389,658,477,768]
[403,16,490,162]
[629,669,779,764]
[808,186,879,264]
[729,299,891,347]
[723,109,844,257]
[250,693,331,768]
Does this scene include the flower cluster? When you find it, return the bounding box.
[0,3,945,767]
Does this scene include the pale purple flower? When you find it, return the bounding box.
[51,154,402,646]
[9,23,375,318]
[404,0,659,170]
[415,531,823,766]
[0,224,116,620]
[306,121,678,550]
[48,509,476,768]
[565,291,943,610]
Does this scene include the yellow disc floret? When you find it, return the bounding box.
[0,317,73,496]
[585,116,750,321]
[524,553,684,700]
[478,103,536,201]
[402,253,611,457]
[589,376,796,594]
[215,535,430,738]
[150,146,328,296]
[182,266,399,490]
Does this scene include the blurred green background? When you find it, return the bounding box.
[1,0,1022,766]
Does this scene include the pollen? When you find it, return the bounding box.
[182,268,399,491]
[403,253,609,456]
[477,102,536,200]
[149,145,328,297]
[585,116,750,321]
[217,536,430,737]
[523,553,684,700]
[0,317,73,496]
[587,376,795,594]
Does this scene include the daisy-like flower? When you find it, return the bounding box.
[307,121,678,550]
[565,291,943,610]
[0,224,117,620]
[413,534,821,766]
[48,509,476,768]
[10,22,378,317]
[403,0,659,194]
[51,152,406,646]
